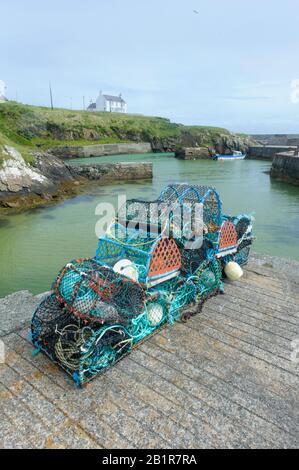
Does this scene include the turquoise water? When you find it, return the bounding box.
[0,152,299,297]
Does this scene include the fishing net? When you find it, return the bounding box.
[234,245,251,266]
[30,183,254,386]
[54,258,145,323]
[129,298,169,343]
[159,184,222,227]
[31,294,132,385]
[117,198,166,234]
[180,241,208,275]
[192,258,223,297]
[62,324,132,384]
[31,293,76,357]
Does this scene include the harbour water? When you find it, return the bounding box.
[0,152,299,297]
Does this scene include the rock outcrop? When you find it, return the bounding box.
[214,134,254,155]
[0,146,50,194]
[0,146,74,197]
[152,134,255,155]
[0,146,153,211]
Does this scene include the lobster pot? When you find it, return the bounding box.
[118,197,202,242]
[54,258,145,324]
[149,275,197,323]
[96,231,182,288]
[234,245,251,266]
[159,184,222,228]
[194,259,222,297]
[31,294,132,385]
[117,199,169,235]
[96,231,151,280]
[180,241,208,275]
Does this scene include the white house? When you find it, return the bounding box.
[0,80,7,103]
[88,91,127,113]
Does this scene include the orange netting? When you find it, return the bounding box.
[148,238,181,278]
[218,221,238,249]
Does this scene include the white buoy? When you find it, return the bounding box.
[147,303,164,326]
[113,259,139,282]
[224,261,243,281]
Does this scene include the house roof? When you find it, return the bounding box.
[103,94,126,104]
[87,102,96,110]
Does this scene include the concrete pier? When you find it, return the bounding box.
[270,152,299,185]
[248,145,297,160]
[0,252,298,448]
[70,161,153,182]
[50,142,152,159]
[175,147,211,160]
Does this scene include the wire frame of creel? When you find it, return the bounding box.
[117,198,196,240]
[158,184,222,229]
[31,294,132,386]
[117,199,164,232]
[234,243,251,266]
[180,241,209,275]
[96,233,153,283]
[54,258,145,324]
[192,258,223,297]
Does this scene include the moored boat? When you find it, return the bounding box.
[213,150,246,161]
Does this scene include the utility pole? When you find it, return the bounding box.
[49,82,54,109]
[83,96,85,110]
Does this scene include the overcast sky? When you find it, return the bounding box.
[1,0,299,133]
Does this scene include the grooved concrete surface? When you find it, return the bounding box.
[0,253,298,449]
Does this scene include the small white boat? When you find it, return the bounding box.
[213,151,246,161]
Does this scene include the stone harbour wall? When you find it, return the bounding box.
[49,142,152,159]
[175,147,211,160]
[71,162,153,181]
[270,152,299,185]
[248,145,297,160]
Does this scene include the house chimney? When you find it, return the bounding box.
[119,93,122,98]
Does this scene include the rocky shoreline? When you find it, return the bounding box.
[0,146,153,213]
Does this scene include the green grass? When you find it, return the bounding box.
[0,101,247,167]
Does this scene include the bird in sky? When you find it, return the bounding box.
[193,10,199,14]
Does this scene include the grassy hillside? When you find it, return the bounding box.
[0,101,238,164]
